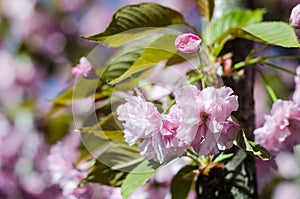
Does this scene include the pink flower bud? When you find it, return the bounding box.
[175,33,202,53]
[290,4,300,27]
[72,57,94,77]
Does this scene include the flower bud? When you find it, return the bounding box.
[290,4,300,27]
[175,33,202,53]
[72,57,94,77]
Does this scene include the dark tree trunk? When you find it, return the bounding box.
[196,0,257,198]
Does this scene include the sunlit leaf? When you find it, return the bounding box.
[205,9,264,45]
[121,159,161,199]
[82,3,187,47]
[234,131,270,160]
[240,22,300,48]
[78,113,124,140]
[109,34,178,84]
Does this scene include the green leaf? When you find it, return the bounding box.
[206,9,264,45]
[213,153,234,163]
[240,22,300,48]
[84,159,128,187]
[43,114,71,145]
[171,165,196,199]
[233,131,270,160]
[84,140,142,187]
[121,159,161,199]
[48,75,110,116]
[82,3,186,47]
[109,34,178,84]
[78,113,124,140]
[101,49,144,83]
[194,0,215,21]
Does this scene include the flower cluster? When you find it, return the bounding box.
[117,85,240,163]
[47,133,93,199]
[254,66,300,153]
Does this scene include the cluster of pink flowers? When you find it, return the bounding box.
[254,66,300,152]
[47,133,93,199]
[117,85,240,163]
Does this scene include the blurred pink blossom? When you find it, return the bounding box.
[47,133,92,199]
[292,65,300,103]
[175,33,202,54]
[72,57,94,78]
[272,182,300,199]
[254,99,300,152]
[174,85,239,154]
[275,151,300,179]
[290,4,300,27]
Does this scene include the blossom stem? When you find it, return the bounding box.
[263,55,300,59]
[263,61,297,76]
[255,67,277,102]
[187,148,199,157]
[233,57,266,69]
[197,51,206,89]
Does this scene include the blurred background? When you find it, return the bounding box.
[0,0,299,198]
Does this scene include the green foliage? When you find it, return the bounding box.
[234,131,270,160]
[109,34,178,84]
[48,74,110,115]
[43,114,71,144]
[101,49,144,83]
[82,3,187,47]
[121,159,162,199]
[240,22,300,48]
[171,165,196,199]
[78,113,124,140]
[206,9,264,45]
[195,0,215,21]
[83,160,128,187]
[83,140,142,186]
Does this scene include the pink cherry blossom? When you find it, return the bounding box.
[116,90,185,163]
[174,85,239,154]
[292,65,300,103]
[47,133,93,199]
[72,57,94,77]
[290,4,300,27]
[254,99,300,152]
[175,33,202,53]
[273,182,300,199]
[116,89,161,146]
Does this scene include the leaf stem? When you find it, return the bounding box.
[263,61,297,76]
[233,57,266,69]
[255,67,277,102]
[263,55,300,60]
[197,51,206,89]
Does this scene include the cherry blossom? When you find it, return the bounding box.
[117,85,240,162]
[47,133,93,199]
[175,33,202,54]
[290,4,300,27]
[254,100,300,152]
[72,57,94,78]
[117,90,185,163]
[174,85,239,154]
